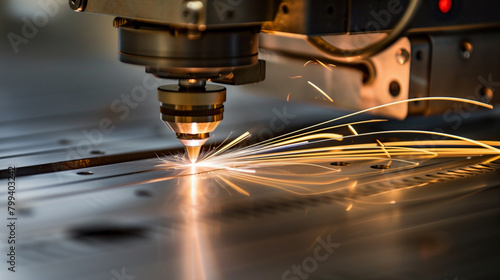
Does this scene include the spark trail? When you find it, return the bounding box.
[157,97,500,201]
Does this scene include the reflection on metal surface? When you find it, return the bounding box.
[1,54,500,278]
[2,2,500,277]
[181,165,216,280]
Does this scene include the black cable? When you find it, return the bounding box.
[306,0,423,63]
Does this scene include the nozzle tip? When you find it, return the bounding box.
[186,146,202,164]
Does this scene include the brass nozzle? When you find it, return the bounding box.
[158,80,226,163]
[186,145,202,163]
[177,132,210,163]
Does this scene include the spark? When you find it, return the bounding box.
[303,59,335,71]
[348,125,358,135]
[307,81,334,102]
[269,133,343,147]
[217,176,250,196]
[202,131,251,161]
[289,76,303,79]
[257,97,492,149]
[259,141,310,153]
[315,59,333,72]
[152,97,499,204]
[303,60,313,67]
[346,204,353,211]
[242,119,388,151]
[376,139,391,159]
[225,167,256,173]
[355,130,500,154]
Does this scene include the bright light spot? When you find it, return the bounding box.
[226,167,256,173]
[438,0,452,13]
[187,1,204,10]
[191,123,198,133]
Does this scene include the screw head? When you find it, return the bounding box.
[478,86,494,103]
[182,1,204,23]
[69,0,87,12]
[460,41,473,60]
[396,48,410,65]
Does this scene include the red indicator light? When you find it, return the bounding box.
[439,0,452,13]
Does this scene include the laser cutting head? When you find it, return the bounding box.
[113,20,262,163]
[158,80,226,163]
[69,1,268,162]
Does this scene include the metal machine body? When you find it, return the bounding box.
[69,0,500,162]
[1,1,500,279]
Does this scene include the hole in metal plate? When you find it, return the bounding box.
[69,225,148,243]
[135,189,153,197]
[77,171,94,175]
[371,165,391,169]
[330,162,350,166]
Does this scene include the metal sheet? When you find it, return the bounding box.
[1,146,500,279]
[1,1,500,279]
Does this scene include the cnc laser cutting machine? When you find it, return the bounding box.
[67,0,500,162]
